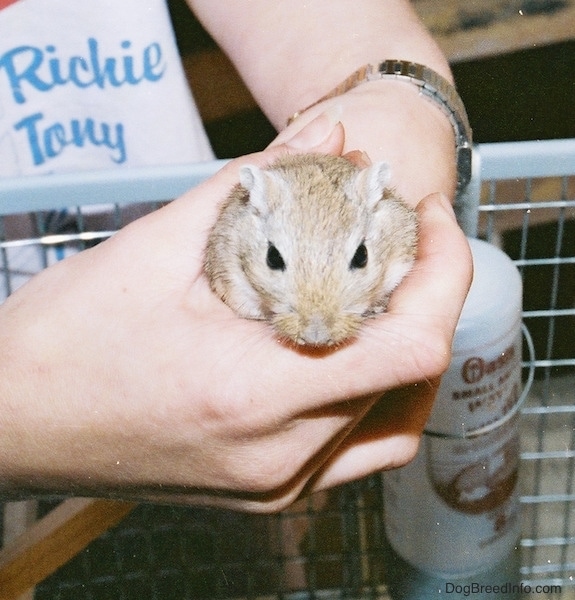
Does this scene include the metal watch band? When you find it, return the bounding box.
[288,59,473,193]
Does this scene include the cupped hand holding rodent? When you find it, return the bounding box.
[0,115,471,512]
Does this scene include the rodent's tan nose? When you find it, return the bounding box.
[300,314,334,346]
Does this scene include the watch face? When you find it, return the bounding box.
[457,146,473,190]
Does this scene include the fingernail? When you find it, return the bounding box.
[284,105,343,149]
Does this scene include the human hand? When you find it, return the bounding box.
[0,113,472,512]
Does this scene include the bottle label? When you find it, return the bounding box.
[383,328,523,577]
[426,323,522,437]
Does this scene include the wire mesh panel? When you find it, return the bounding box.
[0,140,574,599]
[478,141,575,595]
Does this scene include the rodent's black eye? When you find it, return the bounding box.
[266,243,286,271]
[350,243,368,269]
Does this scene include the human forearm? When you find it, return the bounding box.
[188,0,458,204]
[187,0,451,125]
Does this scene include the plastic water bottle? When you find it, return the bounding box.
[383,238,524,591]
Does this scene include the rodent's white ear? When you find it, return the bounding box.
[354,161,391,207]
[239,164,270,214]
[239,164,261,191]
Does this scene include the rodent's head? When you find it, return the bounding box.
[235,154,417,346]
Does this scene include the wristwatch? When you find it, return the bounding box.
[289,59,473,194]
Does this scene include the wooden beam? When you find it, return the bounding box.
[415,0,575,63]
[0,498,136,599]
[3,501,38,600]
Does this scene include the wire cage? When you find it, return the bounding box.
[0,138,574,599]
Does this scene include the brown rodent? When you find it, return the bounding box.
[204,153,418,346]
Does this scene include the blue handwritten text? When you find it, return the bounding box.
[15,112,126,165]
[0,38,165,104]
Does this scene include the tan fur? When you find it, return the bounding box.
[204,154,418,346]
